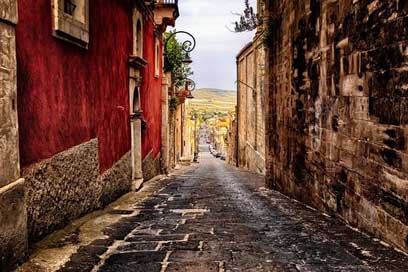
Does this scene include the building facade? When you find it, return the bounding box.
[0,0,27,269]
[0,0,179,269]
[226,114,237,165]
[264,0,408,252]
[236,29,266,175]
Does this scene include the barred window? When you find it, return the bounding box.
[52,0,89,48]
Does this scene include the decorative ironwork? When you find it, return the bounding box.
[159,0,179,4]
[185,78,195,99]
[164,31,196,101]
[185,78,196,91]
[64,0,77,16]
[175,78,196,100]
[164,31,196,55]
[182,53,193,64]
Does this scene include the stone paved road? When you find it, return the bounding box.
[20,153,408,272]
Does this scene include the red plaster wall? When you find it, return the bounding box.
[16,0,135,173]
[16,0,163,172]
[141,19,163,159]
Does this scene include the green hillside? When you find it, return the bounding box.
[188,88,237,113]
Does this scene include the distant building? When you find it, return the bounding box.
[226,111,237,165]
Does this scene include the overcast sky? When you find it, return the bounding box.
[169,0,256,91]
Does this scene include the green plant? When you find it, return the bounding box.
[233,0,259,32]
[164,31,193,87]
[169,96,178,111]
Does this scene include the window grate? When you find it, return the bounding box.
[64,0,76,16]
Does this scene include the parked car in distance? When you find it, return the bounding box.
[215,152,221,158]
[220,153,226,161]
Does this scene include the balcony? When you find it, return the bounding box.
[154,0,180,30]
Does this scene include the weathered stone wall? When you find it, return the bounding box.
[265,0,408,251]
[174,103,183,162]
[0,1,27,270]
[237,54,247,166]
[227,119,237,166]
[98,151,132,206]
[168,108,176,170]
[142,150,161,181]
[0,179,26,271]
[0,0,17,24]
[161,73,171,173]
[0,0,18,187]
[237,36,266,175]
[24,139,132,242]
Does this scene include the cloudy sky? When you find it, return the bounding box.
[169,0,256,91]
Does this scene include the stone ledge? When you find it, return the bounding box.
[0,20,19,189]
[22,139,133,244]
[98,151,132,207]
[142,151,161,182]
[23,139,100,242]
[51,0,89,49]
[0,0,18,25]
[0,178,27,271]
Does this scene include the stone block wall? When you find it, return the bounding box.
[265,0,408,251]
[142,150,161,181]
[237,36,266,175]
[0,0,27,270]
[227,119,237,166]
[0,180,26,271]
[0,0,18,187]
[23,139,132,242]
[169,108,176,170]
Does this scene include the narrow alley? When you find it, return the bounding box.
[19,152,408,272]
[2,0,408,271]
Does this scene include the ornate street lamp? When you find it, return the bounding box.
[184,78,196,99]
[182,53,193,65]
[164,30,196,59]
[181,78,196,99]
[165,31,197,100]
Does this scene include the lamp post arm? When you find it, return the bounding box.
[164,31,196,53]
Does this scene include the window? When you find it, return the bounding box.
[52,0,89,48]
[133,10,144,57]
[136,20,143,56]
[64,0,76,15]
[155,38,160,77]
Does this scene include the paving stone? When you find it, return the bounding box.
[58,247,101,272]
[116,242,159,252]
[126,234,186,242]
[25,154,408,271]
[103,221,139,240]
[165,262,219,272]
[104,252,166,265]
[168,251,228,262]
[99,262,162,272]
[159,241,201,251]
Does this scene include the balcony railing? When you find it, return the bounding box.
[157,0,178,5]
[154,0,179,28]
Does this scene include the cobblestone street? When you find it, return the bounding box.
[19,152,408,272]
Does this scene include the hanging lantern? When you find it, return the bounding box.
[182,53,193,65]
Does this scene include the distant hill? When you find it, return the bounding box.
[188,88,236,113]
